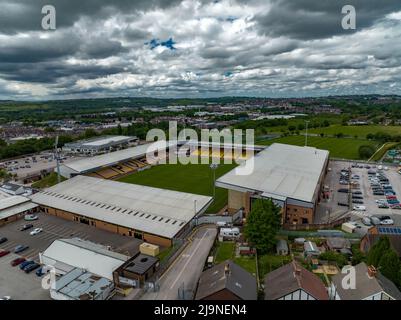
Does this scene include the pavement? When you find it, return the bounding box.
[141,226,217,300]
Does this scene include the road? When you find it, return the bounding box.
[141,226,217,300]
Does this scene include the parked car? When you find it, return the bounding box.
[0,237,8,244]
[379,216,394,225]
[352,200,364,204]
[19,260,34,270]
[352,191,362,195]
[14,245,29,254]
[378,204,389,209]
[36,267,47,277]
[352,195,363,200]
[30,228,43,236]
[19,224,33,231]
[353,205,366,211]
[24,263,40,273]
[337,188,349,193]
[362,217,372,226]
[24,215,38,221]
[338,202,349,207]
[0,250,10,257]
[370,216,382,225]
[10,257,26,267]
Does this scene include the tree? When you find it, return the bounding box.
[378,249,401,288]
[243,199,281,254]
[358,145,375,159]
[288,125,296,132]
[367,236,390,267]
[297,123,305,131]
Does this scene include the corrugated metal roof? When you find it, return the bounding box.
[216,143,329,203]
[0,195,30,210]
[30,175,212,238]
[61,140,178,173]
[0,201,38,220]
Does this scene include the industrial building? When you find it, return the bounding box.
[63,135,138,156]
[30,175,213,246]
[0,195,39,227]
[216,143,329,225]
[39,238,130,281]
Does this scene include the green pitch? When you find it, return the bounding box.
[118,162,237,213]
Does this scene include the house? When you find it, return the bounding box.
[326,237,351,254]
[360,226,401,258]
[276,239,289,256]
[264,261,329,300]
[331,263,401,300]
[195,260,257,300]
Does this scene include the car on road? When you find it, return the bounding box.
[0,250,10,257]
[14,245,29,253]
[24,263,40,273]
[30,228,43,236]
[24,214,38,221]
[19,224,33,231]
[0,237,8,244]
[370,216,382,225]
[353,205,366,211]
[10,257,26,267]
[362,217,372,226]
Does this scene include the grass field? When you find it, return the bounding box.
[118,162,236,213]
[31,172,66,189]
[306,124,401,138]
[258,135,379,159]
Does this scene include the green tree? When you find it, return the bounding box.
[378,249,401,288]
[243,199,281,254]
[358,145,375,159]
[367,236,390,267]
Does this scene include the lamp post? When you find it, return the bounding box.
[210,163,219,198]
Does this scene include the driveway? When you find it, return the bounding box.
[141,226,217,300]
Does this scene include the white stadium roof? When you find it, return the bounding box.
[60,140,178,174]
[30,175,213,238]
[216,143,329,203]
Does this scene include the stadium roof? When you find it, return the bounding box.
[30,175,213,238]
[60,140,178,174]
[0,195,38,220]
[41,238,129,280]
[216,143,329,203]
[65,135,135,148]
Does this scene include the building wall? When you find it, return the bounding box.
[41,205,172,247]
[284,204,314,225]
[0,213,19,227]
[227,190,250,214]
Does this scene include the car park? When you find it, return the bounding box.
[14,245,29,253]
[0,237,8,244]
[10,257,26,267]
[352,195,363,199]
[352,200,364,204]
[337,188,349,193]
[29,228,43,236]
[353,191,362,195]
[0,250,11,257]
[353,205,366,211]
[379,216,394,225]
[338,202,349,207]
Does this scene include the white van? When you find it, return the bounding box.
[220,227,240,238]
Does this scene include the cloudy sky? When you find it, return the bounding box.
[1,0,401,100]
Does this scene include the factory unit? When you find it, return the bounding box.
[0,195,39,227]
[215,143,329,225]
[30,175,213,247]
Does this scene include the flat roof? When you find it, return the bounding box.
[216,143,329,203]
[81,136,133,147]
[61,140,177,174]
[30,175,213,239]
[0,195,29,211]
[124,254,159,275]
[41,238,130,280]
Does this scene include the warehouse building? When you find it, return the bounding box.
[31,175,213,246]
[0,195,39,227]
[39,238,130,281]
[63,135,138,156]
[215,143,329,225]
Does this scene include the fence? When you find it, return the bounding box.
[283,216,350,231]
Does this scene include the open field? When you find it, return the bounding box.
[306,124,401,138]
[258,135,379,159]
[118,162,237,213]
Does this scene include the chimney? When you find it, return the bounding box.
[367,265,377,278]
[224,263,231,276]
